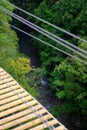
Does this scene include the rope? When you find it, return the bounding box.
[2,0,87,43]
[0,19,87,65]
[1,6,87,59]
[10,24,87,65]
[0,6,87,63]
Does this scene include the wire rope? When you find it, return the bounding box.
[1,20,87,65]
[2,0,87,43]
[0,6,87,60]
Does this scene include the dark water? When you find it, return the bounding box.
[18,32,82,130]
[18,32,41,67]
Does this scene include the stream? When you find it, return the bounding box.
[18,32,82,130]
[18,33,41,67]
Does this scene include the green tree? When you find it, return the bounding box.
[0,0,39,97]
[49,55,87,127]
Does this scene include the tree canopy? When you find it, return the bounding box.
[26,0,87,128]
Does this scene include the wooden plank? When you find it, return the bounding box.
[0,95,33,111]
[29,120,58,130]
[0,100,38,118]
[12,114,52,130]
[53,126,65,130]
[0,74,10,80]
[0,69,4,73]
[0,72,7,77]
[0,72,8,77]
[0,84,20,95]
[0,92,28,105]
[0,109,47,129]
[0,68,3,71]
[0,67,4,70]
[0,88,24,100]
[0,81,17,90]
[0,77,14,85]
[0,106,42,125]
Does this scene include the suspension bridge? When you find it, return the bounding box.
[0,67,67,130]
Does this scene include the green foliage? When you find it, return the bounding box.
[12,0,87,127]
[50,58,87,115]
[50,105,59,117]
[8,57,32,89]
[0,1,39,98]
[9,57,32,77]
[1,0,87,128]
[31,1,87,127]
[56,90,65,99]
[30,0,87,76]
[28,68,46,87]
[0,2,19,71]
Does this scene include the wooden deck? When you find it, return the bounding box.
[0,67,67,130]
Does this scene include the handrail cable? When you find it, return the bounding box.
[2,0,87,43]
[10,24,87,65]
[1,19,87,65]
[0,6,87,64]
[0,6,87,61]
[1,2,87,56]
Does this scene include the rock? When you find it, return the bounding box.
[41,76,48,86]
